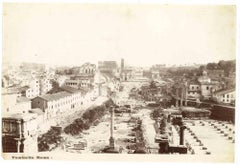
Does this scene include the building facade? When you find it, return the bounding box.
[21,78,52,99]
[187,81,201,99]
[2,112,43,153]
[213,88,235,104]
[31,90,82,121]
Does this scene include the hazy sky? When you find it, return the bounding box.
[3,4,236,67]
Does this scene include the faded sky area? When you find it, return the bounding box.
[2,4,236,67]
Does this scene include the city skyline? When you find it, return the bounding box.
[3,4,236,67]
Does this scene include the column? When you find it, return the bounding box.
[175,88,179,107]
[109,106,115,149]
[180,87,183,107]
[16,120,22,153]
[185,83,188,106]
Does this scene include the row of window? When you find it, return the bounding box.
[222,99,230,103]
[66,82,89,86]
[82,68,95,74]
[66,82,78,86]
[35,80,50,84]
[190,85,222,91]
[48,95,81,109]
[188,91,199,95]
[190,86,200,90]
[223,94,234,98]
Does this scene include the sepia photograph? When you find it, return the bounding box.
[1,1,238,163]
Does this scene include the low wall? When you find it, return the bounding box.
[210,105,235,123]
[186,101,235,123]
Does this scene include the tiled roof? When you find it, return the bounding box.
[2,112,38,121]
[37,91,71,101]
[214,88,235,95]
[60,85,81,93]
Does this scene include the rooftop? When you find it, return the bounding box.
[19,86,30,92]
[36,91,71,101]
[2,111,38,121]
[17,96,31,103]
[60,85,81,93]
[214,88,235,95]
[2,87,21,95]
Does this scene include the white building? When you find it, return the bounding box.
[2,91,31,114]
[213,88,235,104]
[39,79,52,95]
[79,63,96,75]
[187,81,201,99]
[2,90,44,153]
[23,78,52,99]
[31,89,82,120]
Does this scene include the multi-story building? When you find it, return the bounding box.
[212,88,235,104]
[64,79,81,89]
[187,81,201,99]
[31,89,82,121]
[65,77,93,89]
[27,79,40,98]
[2,90,44,153]
[39,78,52,95]
[2,90,31,114]
[21,78,52,99]
[79,63,96,75]
[196,71,224,99]
[199,81,222,99]
[71,63,96,76]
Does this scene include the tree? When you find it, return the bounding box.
[51,80,59,88]
[150,81,157,89]
[47,80,61,94]
[206,63,219,70]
